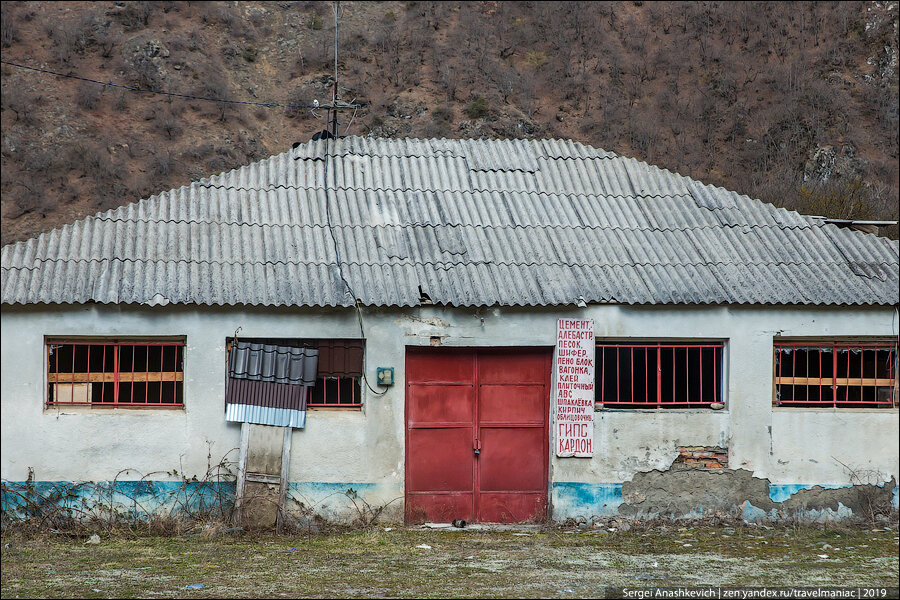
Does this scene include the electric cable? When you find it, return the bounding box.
[321,107,387,397]
[1,59,323,110]
[319,1,385,396]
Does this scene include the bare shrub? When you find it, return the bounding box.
[93,21,119,58]
[21,146,60,174]
[127,53,162,90]
[2,86,39,126]
[789,177,883,221]
[198,2,233,27]
[195,71,233,122]
[112,91,128,113]
[297,36,331,73]
[68,141,120,181]
[75,82,101,110]
[152,107,183,139]
[248,10,266,28]
[4,179,55,219]
[47,20,76,63]
[1,5,17,47]
[285,86,309,120]
[423,105,453,138]
[115,1,154,31]
[151,150,176,177]
[1,448,237,534]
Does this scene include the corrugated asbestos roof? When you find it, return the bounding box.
[2,136,897,307]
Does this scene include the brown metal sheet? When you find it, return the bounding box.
[225,378,307,411]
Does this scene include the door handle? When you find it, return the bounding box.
[474,438,481,456]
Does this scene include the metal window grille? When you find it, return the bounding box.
[774,342,898,408]
[596,343,724,408]
[306,375,362,407]
[47,341,184,407]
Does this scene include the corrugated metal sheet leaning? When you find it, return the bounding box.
[225,342,318,428]
[1,136,897,307]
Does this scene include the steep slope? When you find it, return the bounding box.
[1,1,898,245]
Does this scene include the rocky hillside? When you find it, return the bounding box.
[2,1,898,245]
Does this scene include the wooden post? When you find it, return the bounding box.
[233,421,250,526]
[276,426,292,533]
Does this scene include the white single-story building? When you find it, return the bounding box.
[2,136,898,524]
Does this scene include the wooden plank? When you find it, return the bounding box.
[234,421,250,527]
[276,426,292,534]
[246,473,282,485]
[774,377,894,387]
[48,372,184,383]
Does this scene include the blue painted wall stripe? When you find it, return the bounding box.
[4,480,898,518]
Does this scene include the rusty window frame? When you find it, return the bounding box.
[46,338,185,408]
[773,341,898,408]
[595,342,724,408]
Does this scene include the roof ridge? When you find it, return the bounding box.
[3,257,890,269]
[3,136,896,308]
[9,219,826,229]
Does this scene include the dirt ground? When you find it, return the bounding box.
[2,524,898,598]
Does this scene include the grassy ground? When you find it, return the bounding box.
[2,524,898,598]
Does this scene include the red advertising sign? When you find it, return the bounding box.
[554,318,595,457]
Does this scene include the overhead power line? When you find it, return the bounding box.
[0,60,358,110]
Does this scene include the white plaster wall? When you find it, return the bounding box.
[2,303,897,497]
[769,410,900,486]
[573,411,731,482]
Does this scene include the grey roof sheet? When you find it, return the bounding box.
[2,136,897,307]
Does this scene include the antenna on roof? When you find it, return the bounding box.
[302,1,360,143]
[331,1,340,138]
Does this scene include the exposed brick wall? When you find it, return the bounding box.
[672,446,728,470]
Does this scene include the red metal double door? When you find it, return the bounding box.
[405,348,550,523]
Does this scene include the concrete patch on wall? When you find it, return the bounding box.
[777,479,898,519]
[618,469,898,522]
[285,482,404,523]
[619,468,774,520]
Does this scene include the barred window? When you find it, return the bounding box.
[47,339,184,407]
[596,342,724,408]
[774,341,898,408]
